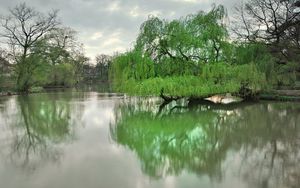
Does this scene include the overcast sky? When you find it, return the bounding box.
[0,0,240,63]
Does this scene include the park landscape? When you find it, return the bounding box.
[0,0,300,188]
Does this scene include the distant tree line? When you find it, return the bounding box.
[82,54,113,82]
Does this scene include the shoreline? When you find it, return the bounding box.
[259,90,300,102]
[1,89,300,102]
[0,91,19,97]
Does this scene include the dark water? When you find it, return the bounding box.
[0,92,299,188]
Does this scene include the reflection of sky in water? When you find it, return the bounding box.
[0,93,299,188]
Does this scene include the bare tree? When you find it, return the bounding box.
[0,3,60,91]
[232,0,300,62]
[0,3,59,60]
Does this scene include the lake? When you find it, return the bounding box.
[0,91,299,188]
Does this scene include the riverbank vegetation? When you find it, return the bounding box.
[110,1,300,100]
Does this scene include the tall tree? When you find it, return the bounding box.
[0,3,59,91]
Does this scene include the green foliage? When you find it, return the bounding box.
[110,5,268,98]
[110,50,155,88]
[15,56,41,92]
[275,62,298,87]
[31,59,52,86]
[234,43,297,87]
[49,63,76,87]
[233,43,271,65]
[29,86,44,93]
[10,27,88,92]
[202,63,265,91]
[16,52,77,90]
[116,63,265,97]
[0,73,3,92]
[120,76,239,97]
[136,5,230,64]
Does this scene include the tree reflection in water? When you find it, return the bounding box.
[2,93,83,171]
[111,98,300,188]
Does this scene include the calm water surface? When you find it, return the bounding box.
[0,91,299,188]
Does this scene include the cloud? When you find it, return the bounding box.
[90,32,103,41]
[129,6,140,18]
[0,0,241,63]
[102,37,121,47]
[106,1,121,12]
[171,0,203,3]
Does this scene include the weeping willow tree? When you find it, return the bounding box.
[110,5,266,99]
[136,4,231,64]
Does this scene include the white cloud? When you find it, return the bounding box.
[102,37,122,47]
[129,6,140,17]
[90,32,103,40]
[106,1,120,12]
[148,10,161,17]
[170,0,204,3]
[129,6,161,18]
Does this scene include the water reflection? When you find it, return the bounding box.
[231,103,300,188]
[111,98,300,188]
[0,93,300,188]
[0,93,84,170]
